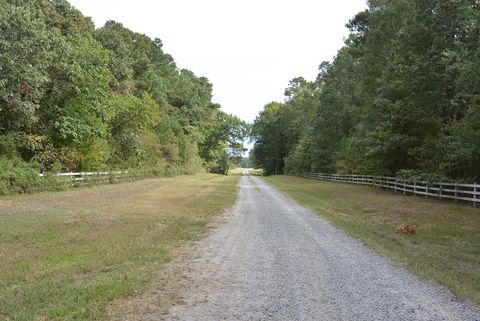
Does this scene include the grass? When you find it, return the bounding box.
[262,175,480,306]
[0,173,240,321]
[248,168,264,176]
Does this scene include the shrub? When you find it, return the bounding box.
[39,172,65,191]
[76,138,109,171]
[396,169,450,184]
[0,157,41,194]
[0,134,19,158]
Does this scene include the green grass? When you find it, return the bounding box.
[262,175,480,305]
[0,173,240,320]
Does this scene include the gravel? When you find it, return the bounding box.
[166,172,480,321]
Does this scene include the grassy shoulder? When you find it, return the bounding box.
[262,175,480,305]
[0,173,240,320]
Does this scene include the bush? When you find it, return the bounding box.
[39,172,65,191]
[76,138,109,171]
[0,157,41,195]
[0,134,20,158]
[396,169,450,184]
[0,154,200,196]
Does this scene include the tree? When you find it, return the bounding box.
[252,0,480,181]
[0,0,240,176]
[251,78,319,175]
[201,112,249,175]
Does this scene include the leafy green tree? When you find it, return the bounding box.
[201,112,249,175]
[251,102,287,175]
[0,0,242,177]
[108,93,162,166]
[253,0,480,181]
[252,78,319,175]
[0,1,56,133]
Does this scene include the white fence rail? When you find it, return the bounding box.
[301,173,479,207]
[39,171,125,182]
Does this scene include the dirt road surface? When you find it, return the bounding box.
[166,171,480,321]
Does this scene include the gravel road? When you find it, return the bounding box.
[167,171,480,321]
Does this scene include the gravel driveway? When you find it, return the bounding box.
[166,171,480,321]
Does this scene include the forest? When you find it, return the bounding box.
[0,0,248,193]
[251,0,480,181]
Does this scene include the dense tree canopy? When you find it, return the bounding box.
[0,0,247,176]
[252,0,480,181]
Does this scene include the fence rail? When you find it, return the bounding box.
[301,172,479,207]
[39,171,125,182]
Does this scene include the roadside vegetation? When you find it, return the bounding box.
[263,175,480,305]
[0,173,240,320]
[248,168,264,177]
[251,1,480,181]
[0,0,248,195]
[0,159,198,196]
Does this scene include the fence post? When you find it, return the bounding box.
[296,172,475,208]
[454,183,458,203]
[474,183,478,208]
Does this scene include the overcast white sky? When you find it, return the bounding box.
[69,0,367,123]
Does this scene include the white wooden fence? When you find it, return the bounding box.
[39,171,126,182]
[301,173,479,207]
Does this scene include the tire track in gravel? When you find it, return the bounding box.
[165,171,480,321]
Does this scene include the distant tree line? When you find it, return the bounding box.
[251,0,480,181]
[0,0,248,184]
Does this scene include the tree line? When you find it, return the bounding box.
[251,0,480,181]
[0,0,248,185]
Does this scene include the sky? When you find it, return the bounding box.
[68,0,367,123]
